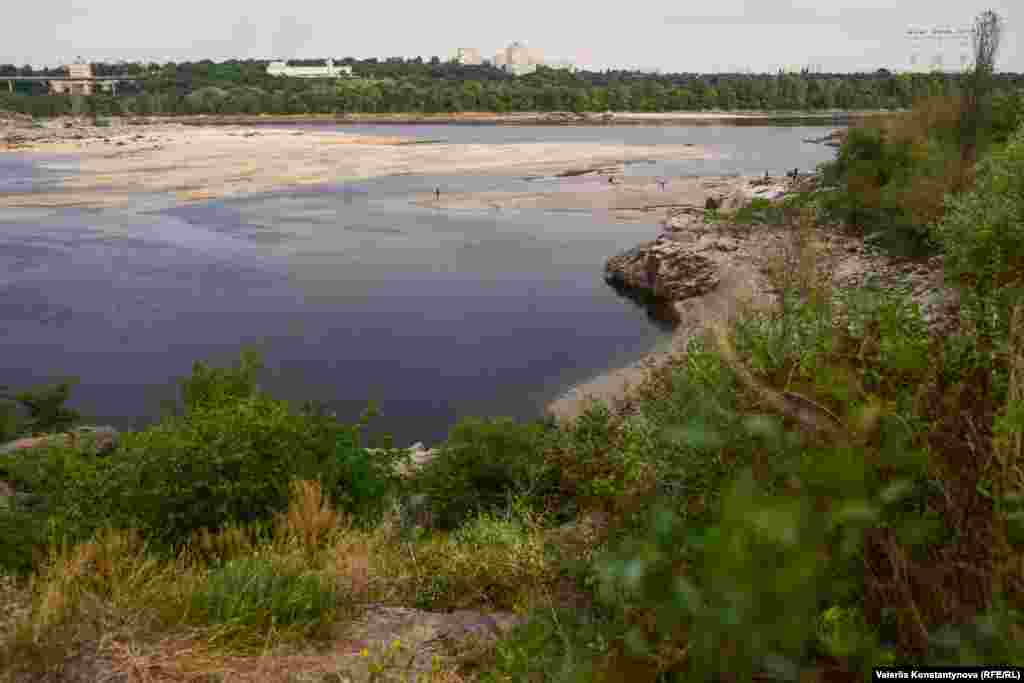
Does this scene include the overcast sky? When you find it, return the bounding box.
[7,0,1021,73]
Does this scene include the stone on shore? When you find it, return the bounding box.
[0,425,120,457]
[604,238,721,301]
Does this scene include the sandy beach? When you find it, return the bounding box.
[1,117,716,208]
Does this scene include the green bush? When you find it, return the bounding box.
[0,438,124,565]
[190,557,336,629]
[0,380,82,441]
[0,508,48,575]
[935,121,1024,342]
[732,197,787,225]
[818,96,970,256]
[412,417,561,530]
[107,395,396,549]
[988,88,1024,147]
[0,352,401,558]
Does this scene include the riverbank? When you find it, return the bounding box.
[0,116,715,208]
[542,173,957,425]
[141,110,893,126]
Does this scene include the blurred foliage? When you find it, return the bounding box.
[818,96,975,256]
[411,417,562,530]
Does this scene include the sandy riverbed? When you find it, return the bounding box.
[0,117,715,209]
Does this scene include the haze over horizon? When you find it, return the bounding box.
[5,0,1022,74]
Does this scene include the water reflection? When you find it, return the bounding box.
[605,279,681,333]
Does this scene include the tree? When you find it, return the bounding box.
[962,9,1004,164]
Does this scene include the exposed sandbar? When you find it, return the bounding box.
[1,117,715,209]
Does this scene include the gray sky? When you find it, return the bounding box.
[8,0,1021,73]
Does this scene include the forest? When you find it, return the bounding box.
[2,57,1023,117]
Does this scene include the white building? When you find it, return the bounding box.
[906,25,973,73]
[545,57,577,73]
[266,58,353,78]
[454,48,483,65]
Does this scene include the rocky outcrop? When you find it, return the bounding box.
[0,425,119,457]
[604,238,721,301]
[803,129,847,147]
[35,606,526,682]
[365,441,438,478]
[331,605,525,675]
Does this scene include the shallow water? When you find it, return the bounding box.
[1,175,669,446]
[0,125,839,446]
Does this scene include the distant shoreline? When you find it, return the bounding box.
[119,110,895,127]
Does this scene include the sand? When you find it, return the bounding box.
[1,118,715,209]
[414,173,752,225]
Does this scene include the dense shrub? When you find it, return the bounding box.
[0,380,82,442]
[989,88,1024,146]
[818,96,972,255]
[108,377,400,548]
[1,352,401,559]
[935,121,1024,343]
[0,509,48,575]
[411,417,561,530]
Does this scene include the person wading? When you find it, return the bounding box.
[434,187,441,201]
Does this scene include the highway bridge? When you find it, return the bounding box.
[3,75,140,95]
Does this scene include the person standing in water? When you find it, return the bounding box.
[434,187,441,201]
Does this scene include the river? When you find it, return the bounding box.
[0,124,839,446]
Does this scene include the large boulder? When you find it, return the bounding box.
[604,238,721,301]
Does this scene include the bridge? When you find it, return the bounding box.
[3,75,140,95]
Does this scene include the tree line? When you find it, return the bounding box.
[1,57,1023,117]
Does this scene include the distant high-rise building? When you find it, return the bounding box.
[50,58,94,96]
[494,41,542,76]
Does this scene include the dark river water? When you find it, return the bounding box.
[0,125,839,446]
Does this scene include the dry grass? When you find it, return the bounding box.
[0,480,552,681]
[274,480,345,558]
